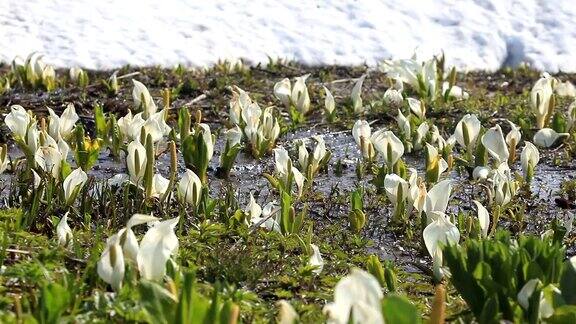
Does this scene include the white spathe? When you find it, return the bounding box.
[482,124,510,165]
[63,167,88,205]
[533,128,569,148]
[323,268,384,324]
[177,169,202,206]
[137,217,180,281]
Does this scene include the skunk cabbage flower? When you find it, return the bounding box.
[567,101,576,132]
[277,300,299,324]
[383,88,403,108]
[407,98,426,119]
[517,279,560,320]
[35,146,63,179]
[273,147,305,196]
[521,141,540,181]
[309,244,324,275]
[352,120,376,161]
[137,217,180,281]
[423,212,460,281]
[97,232,125,290]
[292,74,311,114]
[229,86,252,125]
[274,78,292,107]
[56,213,73,246]
[127,141,147,185]
[442,82,469,100]
[132,80,157,118]
[425,143,448,183]
[414,122,430,150]
[423,180,452,220]
[63,168,88,205]
[323,86,335,115]
[454,114,481,150]
[491,165,517,205]
[396,109,411,138]
[531,73,555,129]
[0,145,8,174]
[473,166,491,180]
[384,173,409,205]
[47,104,79,140]
[245,192,262,225]
[122,214,160,263]
[323,268,384,324]
[372,130,404,168]
[247,197,280,231]
[177,169,202,207]
[298,136,328,178]
[5,105,31,139]
[351,75,366,114]
[533,128,569,148]
[150,174,170,198]
[473,200,490,238]
[481,125,509,165]
[505,120,521,162]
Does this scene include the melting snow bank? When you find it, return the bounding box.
[1,0,575,72]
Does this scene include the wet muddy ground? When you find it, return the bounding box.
[1,63,575,274]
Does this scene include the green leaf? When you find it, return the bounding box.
[381,295,421,324]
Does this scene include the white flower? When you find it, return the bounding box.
[35,146,63,179]
[505,120,522,150]
[308,244,324,275]
[137,217,180,281]
[177,169,202,206]
[423,179,452,219]
[277,300,299,324]
[150,174,170,198]
[521,141,540,180]
[229,86,252,125]
[423,213,460,280]
[425,143,448,182]
[69,67,83,82]
[298,136,328,176]
[63,168,88,205]
[274,78,292,107]
[442,82,469,100]
[407,98,426,119]
[473,200,490,238]
[56,212,73,246]
[224,125,242,148]
[250,200,281,231]
[198,123,214,161]
[5,105,31,139]
[454,114,481,150]
[396,109,411,138]
[372,130,404,168]
[481,125,510,165]
[324,86,335,114]
[273,147,305,196]
[351,75,367,114]
[383,88,403,108]
[126,141,147,185]
[97,232,125,291]
[352,120,375,160]
[531,73,555,129]
[533,128,569,148]
[132,80,157,118]
[384,173,409,208]
[292,74,311,114]
[121,213,160,263]
[323,269,384,324]
[473,166,491,180]
[0,145,8,174]
[245,193,262,225]
[48,104,79,139]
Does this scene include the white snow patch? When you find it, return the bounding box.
[1,0,575,72]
